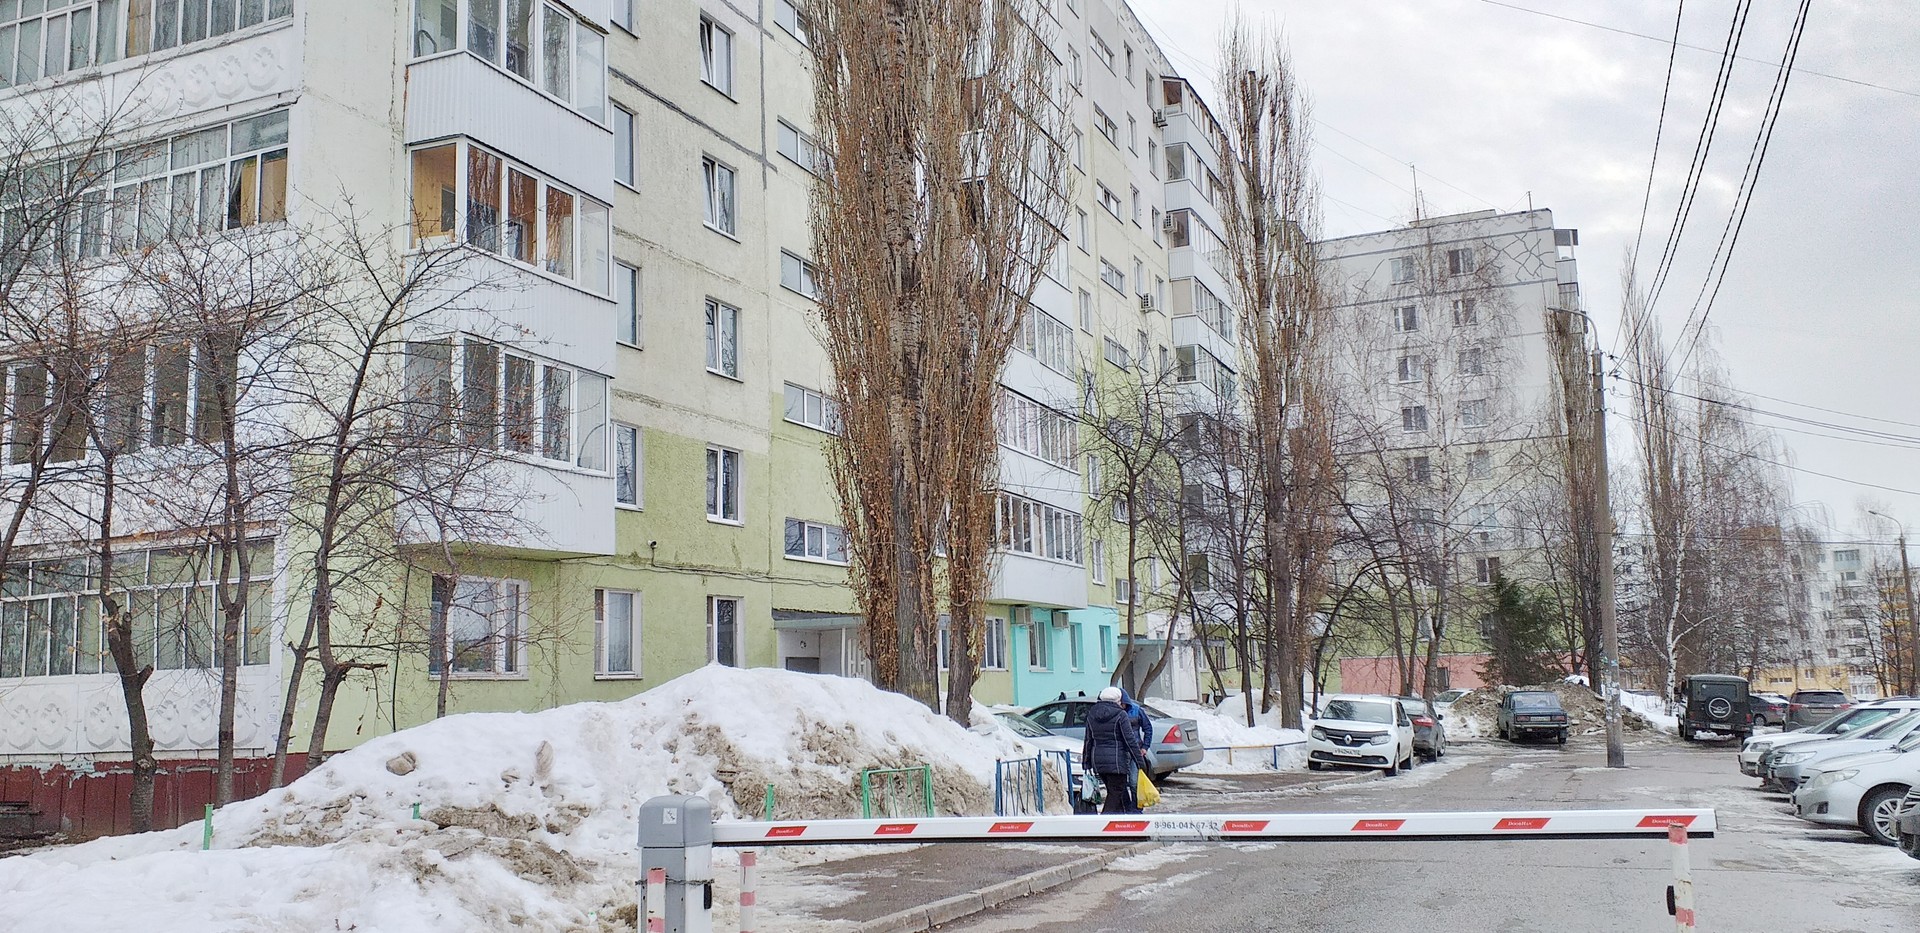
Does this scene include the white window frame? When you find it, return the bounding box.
[614,422,642,508]
[705,297,740,378]
[780,250,821,299]
[706,445,743,524]
[699,15,735,97]
[610,0,635,33]
[1390,256,1415,284]
[783,383,841,434]
[707,595,742,666]
[1394,304,1419,333]
[1402,405,1428,433]
[435,576,528,678]
[776,120,823,175]
[1027,618,1051,671]
[1396,354,1423,384]
[982,616,1008,670]
[1461,398,1489,428]
[613,104,637,188]
[1098,624,1114,670]
[770,0,809,46]
[784,518,849,565]
[1090,538,1107,584]
[702,155,738,236]
[594,588,641,677]
[1077,288,1093,331]
[615,262,641,346]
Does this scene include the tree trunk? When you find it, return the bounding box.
[96,461,158,832]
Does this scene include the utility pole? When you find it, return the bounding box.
[1594,347,1625,768]
[1870,510,1920,696]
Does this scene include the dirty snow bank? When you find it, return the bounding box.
[1153,698,1307,773]
[1445,682,1666,740]
[0,666,1042,933]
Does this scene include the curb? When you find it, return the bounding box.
[850,841,1159,933]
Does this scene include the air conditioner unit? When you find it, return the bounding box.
[1139,294,1155,312]
[1160,215,1177,233]
[1151,108,1167,127]
[1012,606,1032,627]
[1050,610,1071,629]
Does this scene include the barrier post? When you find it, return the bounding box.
[738,850,759,933]
[637,796,714,933]
[1669,822,1696,931]
[201,804,214,850]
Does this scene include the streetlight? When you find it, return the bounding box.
[1865,510,1919,696]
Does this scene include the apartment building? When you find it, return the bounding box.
[0,1,1238,834]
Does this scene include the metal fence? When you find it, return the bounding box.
[859,765,935,819]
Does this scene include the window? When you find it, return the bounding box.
[1191,280,1233,341]
[610,0,633,32]
[1447,247,1475,276]
[1135,329,1148,371]
[771,0,808,46]
[409,139,609,288]
[1150,208,1162,244]
[780,250,820,299]
[1461,398,1489,428]
[982,617,1008,670]
[613,105,636,187]
[937,616,950,671]
[1396,354,1422,384]
[1075,208,1089,251]
[784,518,849,564]
[1102,336,1129,369]
[1475,556,1501,585]
[1127,116,1137,153]
[705,446,741,522]
[1077,288,1093,330]
[1072,129,1085,170]
[1452,297,1477,325]
[438,339,603,465]
[1115,577,1133,605]
[1467,450,1491,480]
[776,120,823,174]
[1407,455,1431,483]
[0,543,275,679]
[1459,345,1486,376]
[1082,368,1095,414]
[1148,139,1158,177]
[1124,43,1134,76]
[1098,624,1113,669]
[699,15,733,95]
[2,0,124,83]
[1131,257,1144,295]
[707,596,740,666]
[1390,256,1414,283]
[574,371,606,469]
[1393,305,1419,333]
[1186,552,1212,591]
[418,1,601,119]
[1014,306,1074,373]
[1027,617,1051,670]
[594,589,639,676]
[1099,258,1124,293]
[1085,454,1102,494]
[1402,405,1428,432]
[704,298,739,378]
[995,492,1084,564]
[1111,497,1129,524]
[1068,622,1083,670]
[702,156,736,235]
[997,390,1077,467]
[1096,183,1122,218]
[614,423,641,506]
[1093,106,1117,143]
[84,109,290,253]
[1471,504,1497,545]
[1090,538,1106,584]
[431,576,525,676]
[1090,32,1113,70]
[615,263,641,345]
[783,383,841,433]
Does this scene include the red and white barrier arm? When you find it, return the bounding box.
[712,809,1715,847]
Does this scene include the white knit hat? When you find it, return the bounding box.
[1098,686,1124,702]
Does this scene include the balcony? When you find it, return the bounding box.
[405,52,613,203]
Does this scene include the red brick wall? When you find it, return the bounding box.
[1336,655,1492,695]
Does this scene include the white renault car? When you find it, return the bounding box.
[1308,694,1418,776]
[1738,700,1920,777]
[1791,728,1920,845]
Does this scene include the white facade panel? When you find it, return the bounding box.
[404,52,614,203]
[992,553,1089,609]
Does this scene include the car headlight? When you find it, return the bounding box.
[1366,734,1391,745]
[1775,751,1814,765]
[1807,769,1860,790]
[1311,727,1327,740]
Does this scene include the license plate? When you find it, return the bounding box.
[1711,723,1730,729]
[1333,750,1362,758]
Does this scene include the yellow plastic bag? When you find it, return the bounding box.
[1135,770,1160,809]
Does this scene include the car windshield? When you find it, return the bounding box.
[1398,699,1431,715]
[1512,693,1560,710]
[1795,692,1848,704]
[1323,699,1394,724]
[1857,711,1920,740]
[1140,703,1170,719]
[1693,681,1743,699]
[1897,729,1920,753]
[997,713,1052,738]
[1437,690,1467,702]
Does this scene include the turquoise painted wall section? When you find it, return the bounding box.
[1010,607,1121,707]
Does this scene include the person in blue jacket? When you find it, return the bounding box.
[1081,687,1148,813]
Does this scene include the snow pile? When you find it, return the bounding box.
[1444,683,1665,740]
[0,666,1041,932]
[1153,697,1308,773]
[1619,690,1680,732]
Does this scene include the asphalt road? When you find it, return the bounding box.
[940,737,1920,932]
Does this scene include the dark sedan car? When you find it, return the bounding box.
[1497,691,1569,744]
[1395,696,1448,760]
[1752,693,1790,728]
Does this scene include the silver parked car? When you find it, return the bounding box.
[1024,696,1204,778]
[1765,711,1920,791]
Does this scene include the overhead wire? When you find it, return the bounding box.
[1630,0,1687,277]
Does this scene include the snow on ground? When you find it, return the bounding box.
[1619,690,1680,732]
[1151,698,1307,774]
[0,666,1049,933]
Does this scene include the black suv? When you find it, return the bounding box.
[1786,689,1852,730]
[1678,674,1751,741]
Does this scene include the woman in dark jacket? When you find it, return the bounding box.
[1082,686,1148,814]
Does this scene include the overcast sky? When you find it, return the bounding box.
[1129,0,1920,544]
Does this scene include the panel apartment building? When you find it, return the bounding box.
[1315,208,1584,688]
[0,0,1242,828]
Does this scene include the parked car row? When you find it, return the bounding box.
[1734,696,1920,851]
[1019,696,1204,779]
[1304,694,1450,775]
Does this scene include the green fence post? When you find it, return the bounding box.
[201,804,214,850]
[859,769,874,819]
[921,765,934,818]
[412,802,422,821]
[763,784,776,822]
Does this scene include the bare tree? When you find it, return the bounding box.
[809,0,1068,717]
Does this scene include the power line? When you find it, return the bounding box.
[1612,404,1920,500]
[1671,0,1812,375]
[1630,0,1687,278]
[1475,0,1920,99]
